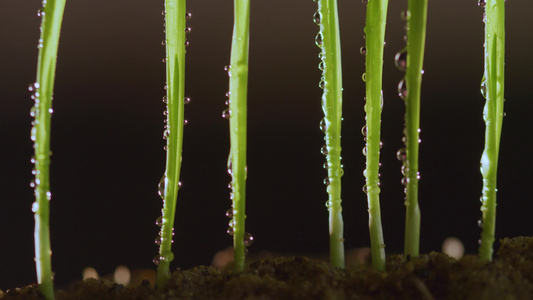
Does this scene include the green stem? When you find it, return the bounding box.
[31,1,67,299]
[479,0,505,261]
[156,0,186,288]
[363,0,388,271]
[402,0,427,260]
[316,0,344,269]
[228,0,250,272]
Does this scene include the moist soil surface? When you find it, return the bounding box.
[2,236,533,300]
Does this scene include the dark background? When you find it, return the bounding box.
[1,0,532,290]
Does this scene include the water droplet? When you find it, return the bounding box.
[362,147,368,156]
[30,179,36,188]
[477,219,483,228]
[154,235,162,245]
[161,40,166,46]
[401,177,409,186]
[401,165,408,176]
[162,58,167,63]
[222,108,231,119]
[46,191,51,201]
[315,33,323,47]
[478,0,486,7]
[37,9,45,17]
[318,60,325,71]
[394,50,407,72]
[225,209,233,218]
[48,108,53,114]
[401,10,410,21]
[155,216,163,227]
[183,120,188,125]
[321,145,328,156]
[362,0,368,4]
[361,125,367,137]
[361,73,366,82]
[185,27,191,34]
[163,128,170,139]
[396,148,407,162]
[184,97,191,104]
[323,163,329,170]
[185,12,192,20]
[185,41,190,47]
[162,10,166,16]
[360,46,367,55]
[244,232,254,247]
[398,79,408,100]
[319,78,325,89]
[323,177,330,186]
[480,80,487,98]
[153,255,161,265]
[32,202,39,213]
[319,118,327,133]
[227,227,234,236]
[158,175,167,199]
[362,185,368,194]
[224,65,231,72]
[28,82,40,91]
[313,11,321,24]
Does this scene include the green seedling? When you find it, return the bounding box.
[478,0,505,261]
[30,0,67,299]
[362,0,389,271]
[155,0,188,288]
[225,0,251,272]
[396,0,428,260]
[314,0,345,268]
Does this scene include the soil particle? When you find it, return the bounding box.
[2,237,533,299]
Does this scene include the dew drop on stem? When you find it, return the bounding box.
[394,50,407,72]
[155,216,163,227]
[319,118,327,133]
[222,109,231,119]
[244,232,254,247]
[184,97,191,105]
[225,209,233,218]
[321,145,328,156]
[315,33,323,47]
[360,46,367,55]
[480,80,487,98]
[313,11,321,24]
[185,12,192,20]
[185,27,191,34]
[362,0,368,4]
[396,148,407,162]
[398,79,408,100]
[157,175,167,199]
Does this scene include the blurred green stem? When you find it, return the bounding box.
[403,0,427,260]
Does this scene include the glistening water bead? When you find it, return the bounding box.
[313,11,321,24]
[398,79,408,100]
[394,50,407,72]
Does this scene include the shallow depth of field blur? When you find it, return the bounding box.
[1,0,532,290]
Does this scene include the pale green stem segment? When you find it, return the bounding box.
[363,0,388,271]
[31,1,67,299]
[479,0,505,261]
[157,0,186,288]
[403,0,427,260]
[228,0,250,272]
[316,0,345,268]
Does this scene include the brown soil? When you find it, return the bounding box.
[2,236,532,300]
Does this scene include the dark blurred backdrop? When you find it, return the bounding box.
[1,0,532,290]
